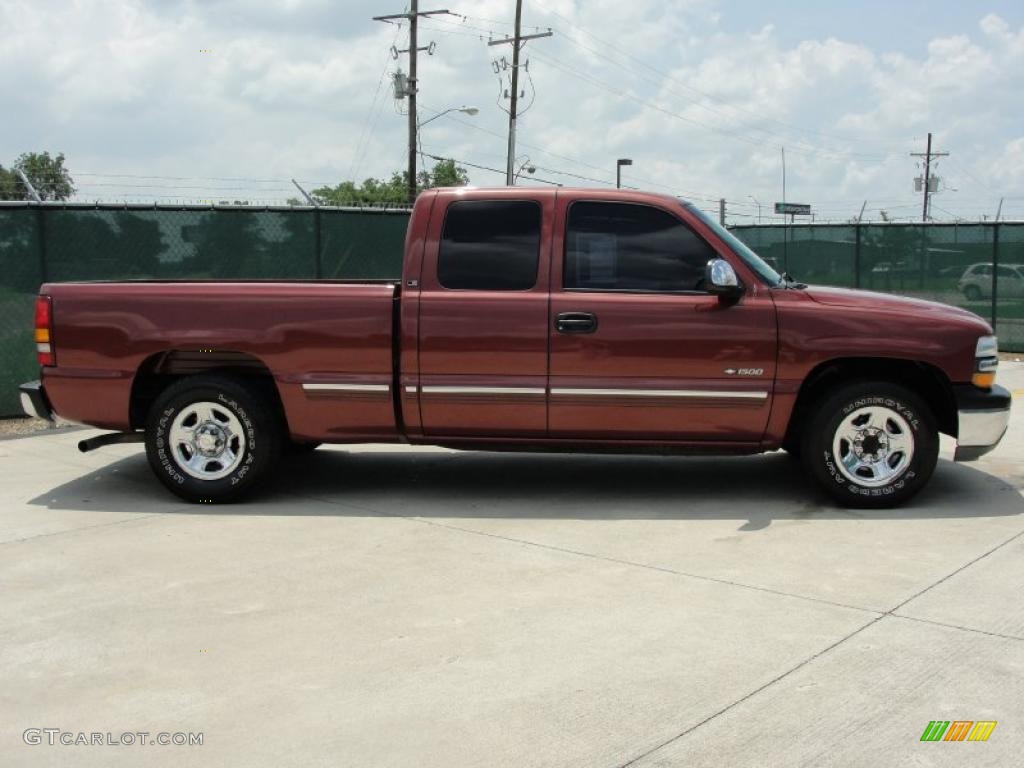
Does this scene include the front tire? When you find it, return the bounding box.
[801,381,938,509]
[145,375,282,503]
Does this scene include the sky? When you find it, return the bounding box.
[2,0,1023,223]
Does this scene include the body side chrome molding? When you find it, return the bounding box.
[420,386,546,395]
[302,383,390,393]
[549,388,768,400]
[414,385,767,399]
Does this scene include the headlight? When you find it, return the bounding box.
[973,335,998,388]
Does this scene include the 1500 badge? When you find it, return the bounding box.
[724,367,764,376]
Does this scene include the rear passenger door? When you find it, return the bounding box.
[416,192,553,437]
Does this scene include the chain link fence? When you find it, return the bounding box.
[1,203,1021,416]
[729,223,1024,352]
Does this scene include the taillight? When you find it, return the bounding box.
[34,295,55,366]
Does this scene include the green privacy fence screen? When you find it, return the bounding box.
[0,202,1021,416]
[0,203,410,416]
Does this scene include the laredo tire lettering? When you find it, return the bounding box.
[145,375,281,504]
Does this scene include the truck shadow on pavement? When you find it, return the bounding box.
[29,448,1024,527]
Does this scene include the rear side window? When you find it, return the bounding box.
[438,200,541,290]
[565,201,716,292]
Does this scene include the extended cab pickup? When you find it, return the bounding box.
[20,187,1011,507]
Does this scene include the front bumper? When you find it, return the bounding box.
[953,383,1011,461]
[19,380,54,421]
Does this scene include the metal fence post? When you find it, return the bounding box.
[314,207,322,279]
[991,222,999,332]
[36,204,49,283]
[854,224,861,288]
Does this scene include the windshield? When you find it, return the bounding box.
[683,202,784,287]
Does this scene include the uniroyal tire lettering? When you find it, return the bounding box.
[827,394,921,495]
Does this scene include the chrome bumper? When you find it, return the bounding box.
[954,384,1011,461]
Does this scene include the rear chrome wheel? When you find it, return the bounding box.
[146,375,281,503]
[169,401,247,481]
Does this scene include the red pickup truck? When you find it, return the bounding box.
[20,187,1010,508]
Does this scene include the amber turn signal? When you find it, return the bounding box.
[972,371,995,389]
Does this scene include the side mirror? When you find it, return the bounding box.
[705,258,743,298]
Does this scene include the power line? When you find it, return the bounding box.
[350,12,407,181]
[422,151,561,185]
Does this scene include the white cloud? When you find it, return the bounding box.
[1,0,1021,220]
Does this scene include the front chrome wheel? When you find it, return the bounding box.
[831,405,915,487]
[168,400,246,480]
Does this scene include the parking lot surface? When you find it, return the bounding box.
[2,364,1023,767]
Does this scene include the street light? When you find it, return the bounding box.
[616,158,632,189]
[513,156,536,185]
[418,105,479,128]
[414,106,478,194]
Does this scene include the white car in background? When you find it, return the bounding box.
[958,262,1024,301]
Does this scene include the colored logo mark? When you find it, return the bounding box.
[920,720,996,742]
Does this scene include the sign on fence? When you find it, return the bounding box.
[774,202,812,216]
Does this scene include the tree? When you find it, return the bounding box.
[0,152,75,201]
[427,158,469,188]
[308,159,469,206]
[0,166,20,201]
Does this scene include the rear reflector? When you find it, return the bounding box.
[34,295,54,366]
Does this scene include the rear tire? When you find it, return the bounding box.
[801,381,938,509]
[145,375,282,503]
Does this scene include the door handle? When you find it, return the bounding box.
[555,312,598,334]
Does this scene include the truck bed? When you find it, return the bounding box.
[41,281,401,440]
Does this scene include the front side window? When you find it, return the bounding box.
[565,201,717,292]
[438,200,541,290]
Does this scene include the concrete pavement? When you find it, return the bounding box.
[1,364,1022,767]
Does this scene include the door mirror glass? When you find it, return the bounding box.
[705,258,742,297]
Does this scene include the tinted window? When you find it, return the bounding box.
[565,202,716,292]
[438,200,541,290]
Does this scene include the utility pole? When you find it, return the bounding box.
[719,198,726,226]
[489,0,551,185]
[781,147,786,221]
[910,132,949,222]
[373,2,451,204]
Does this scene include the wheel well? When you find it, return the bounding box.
[130,350,287,431]
[783,357,957,448]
